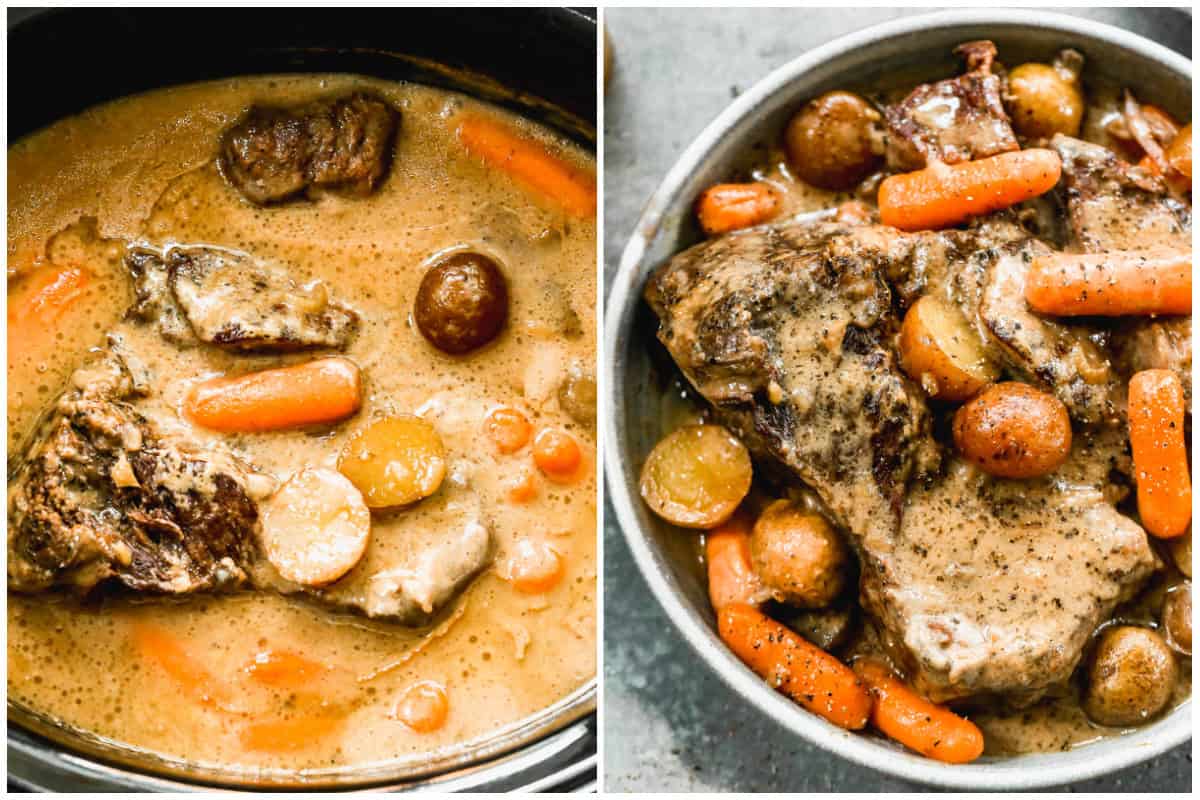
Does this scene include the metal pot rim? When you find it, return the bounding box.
[604,9,1191,791]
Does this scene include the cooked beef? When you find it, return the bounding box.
[885,41,1019,171]
[868,442,1158,704]
[1052,134,1191,252]
[8,349,265,594]
[1111,316,1192,402]
[645,221,940,546]
[127,245,358,352]
[220,93,399,205]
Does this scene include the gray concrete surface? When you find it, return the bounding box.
[601,7,1192,793]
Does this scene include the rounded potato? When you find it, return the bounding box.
[952,382,1072,478]
[1162,583,1191,655]
[784,91,882,191]
[898,295,998,401]
[1083,626,1177,727]
[557,365,597,428]
[750,500,847,608]
[1168,528,1191,578]
[1007,60,1084,140]
[338,415,446,509]
[640,424,752,529]
[414,251,508,354]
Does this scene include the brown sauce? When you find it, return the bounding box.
[8,74,596,771]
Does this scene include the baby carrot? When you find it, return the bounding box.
[131,622,229,708]
[457,113,596,217]
[718,603,872,730]
[854,658,984,764]
[695,182,780,235]
[1025,249,1191,317]
[878,149,1062,231]
[242,649,336,691]
[1129,369,1192,539]
[185,357,362,433]
[484,406,533,453]
[8,264,90,358]
[705,510,762,610]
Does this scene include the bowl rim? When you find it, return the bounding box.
[604,8,1191,790]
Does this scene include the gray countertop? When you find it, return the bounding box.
[601,7,1191,793]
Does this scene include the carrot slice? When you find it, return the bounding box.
[532,427,583,482]
[457,113,596,217]
[718,603,871,730]
[484,406,533,454]
[394,680,450,733]
[854,659,984,764]
[878,149,1062,231]
[1129,369,1192,539]
[695,182,780,235]
[505,538,566,594]
[705,510,762,610]
[185,357,362,433]
[1025,249,1191,317]
[243,649,336,691]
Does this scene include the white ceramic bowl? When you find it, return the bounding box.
[604,10,1191,790]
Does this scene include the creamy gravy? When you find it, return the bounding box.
[8,75,596,772]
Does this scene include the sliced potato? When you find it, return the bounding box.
[898,295,998,402]
[952,382,1072,478]
[640,424,752,529]
[261,468,371,586]
[338,415,447,509]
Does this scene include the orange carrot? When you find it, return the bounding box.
[484,406,533,453]
[8,265,91,355]
[854,659,984,764]
[240,713,348,752]
[1025,249,1191,317]
[718,603,872,730]
[131,622,229,708]
[457,113,596,217]
[243,650,336,691]
[695,182,780,235]
[394,680,450,733]
[705,510,762,610]
[878,149,1062,231]
[185,357,362,433]
[506,466,539,503]
[507,538,566,594]
[532,427,582,481]
[1129,369,1192,539]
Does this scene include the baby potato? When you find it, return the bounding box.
[261,468,371,587]
[784,91,882,191]
[1162,583,1191,655]
[776,603,857,652]
[557,365,597,428]
[952,382,1072,478]
[1168,528,1191,578]
[898,295,998,401]
[750,500,847,608]
[338,415,447,509]
[1007,56,1084,140]
[1083,626,1177,727]
[640,424,752,529]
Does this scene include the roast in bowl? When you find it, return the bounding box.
[607,12,1190,787]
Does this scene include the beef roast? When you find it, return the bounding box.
[647,219,1159,704]
[220,93,399,205]
[8,347,267,594]
[645,221,940,546]
[127,244,359,351]
[885,41,1019,171]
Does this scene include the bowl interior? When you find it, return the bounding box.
[607,11,1190,790]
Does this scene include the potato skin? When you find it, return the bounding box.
[750,500,847,608]
[640,424,753,529]
[1162,583,1191,655]
[414,251,508,354]
[1168,528,1191,578]
[1083,626,1177,727]
[898,295,997,401]
[1007,62,1083,140]
[952,382,1072,478]
[784,91,882,191]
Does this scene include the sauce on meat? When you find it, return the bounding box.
[8,74,596,772]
